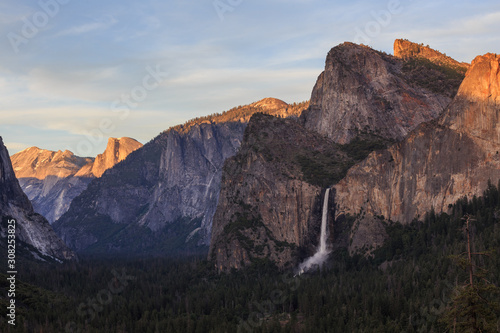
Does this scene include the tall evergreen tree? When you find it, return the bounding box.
[441,215,500,332]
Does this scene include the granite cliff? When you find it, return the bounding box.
[302,42,460,144]
[334,53,500,254]
[209,114,349,271]
[53,100,307,256]
[75,137,143,178]
[210,40,466,271]
[0,137,75,261]
[11,137,142,223]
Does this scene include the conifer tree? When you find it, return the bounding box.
[441,215,500,332]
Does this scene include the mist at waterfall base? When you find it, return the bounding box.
[297,188,331,275]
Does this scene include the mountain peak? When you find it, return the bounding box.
[11,137,143,223]
[250,98,288,110]
[440,52,500,143]
[457,53,500,102]
[394,39,469,70]
[75,137,143,178]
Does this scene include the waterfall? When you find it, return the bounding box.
[319,188,330,253]
[297,188,331,274]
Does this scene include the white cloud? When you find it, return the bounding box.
[54,15,118,37]
[56,22,107,36]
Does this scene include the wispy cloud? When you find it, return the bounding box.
[1,0,500,156]
[54,16,117,37]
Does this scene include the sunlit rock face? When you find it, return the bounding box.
[11,138,142,223]
[334,53,500,254]
[393,38,470,70]
[75,137,143,178]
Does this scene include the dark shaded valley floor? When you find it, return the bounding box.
[2,183,499,332]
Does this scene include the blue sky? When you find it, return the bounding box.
[1,0,500,156]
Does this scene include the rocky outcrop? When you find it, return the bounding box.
[11,148,93,223]
[334,53,500,254]
[11,138,142,223]
[0,137,75,261]
[75,137,143,178]
[394,39,470,70]
[250,97,289,111]
[441,53,500,132]
[209,114,346,272]
[302,42,461,144]
[53,100,308,256]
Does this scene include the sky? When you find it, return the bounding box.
[1,0,499,157]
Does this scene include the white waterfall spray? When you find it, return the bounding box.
[297,188,331,274]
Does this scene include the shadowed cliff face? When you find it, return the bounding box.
[11,138,142,223]
[335,53,500,254]
[302,42,455,144]
[136,120,248,236]
[54,121,247,254]
[209,114,346,271]
[17,176,94,224]
[0,137,75,261]
[53,100,308,256]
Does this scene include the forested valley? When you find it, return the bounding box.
[2,183,500,332]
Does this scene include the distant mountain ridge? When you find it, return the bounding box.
[12,147,93,179]
[11,137,142,223]
[53,99,308,256]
